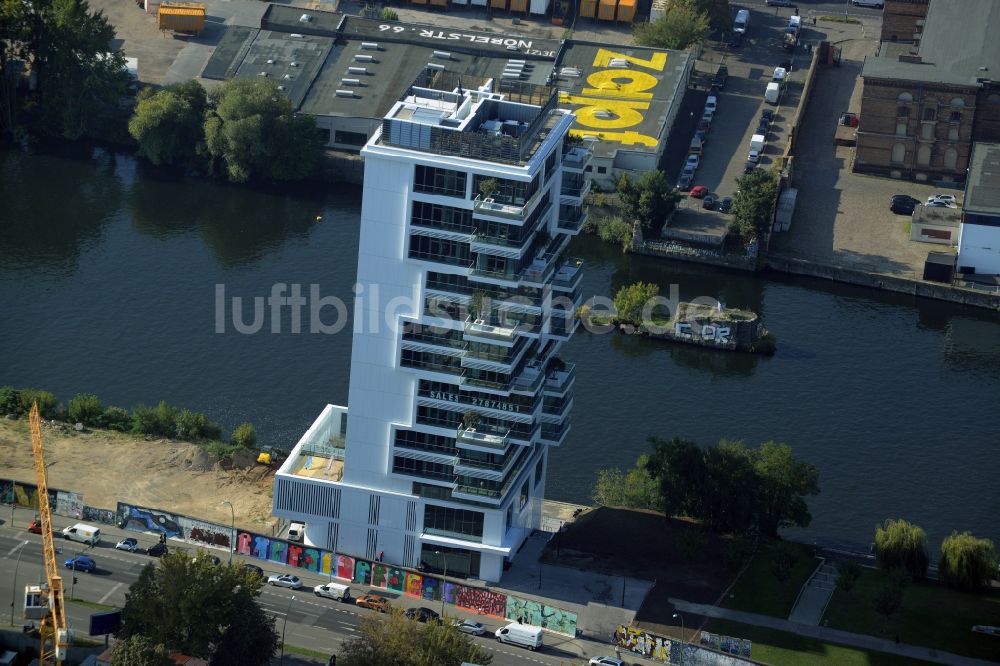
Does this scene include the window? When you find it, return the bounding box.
[989,94,1000,105]
[534,458,544,484]
[950,97,965,108]
[411,201,475,234]
[897,92,913,103]
[471,174,538,206]
[519,480,529,511]
[949,111,962,123]
[944,148,958,170]
[419,545,480,579]
[316,127,332,143]
[505,505,513,532]
[922,107,937,122]
[334,130,367,146]
[948,126,959,141]
[921,123,934,140]
[895,119,908,137]
[393,456,453,481]
[408,235,470,267]
[896,106,909,119]
[596,166,607,174]
[916,145,931,167]
[414,165,467,198]
[423,505,484,539]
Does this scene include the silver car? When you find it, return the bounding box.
[453,619,487,636]
[267,574,302,589]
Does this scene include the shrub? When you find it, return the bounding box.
[874,518,929,581]
[100,406,131,432]
[939,531,997,591]
[379,7,398,20]
[19,389,57,417]
[68,393,103,426]
[0,387,22,415]
[836,561,862,594]
[175,409,222,441]
[131,404,159,436]
[725,538,754,573]
[153,401,179,437]
[230,422,257,449]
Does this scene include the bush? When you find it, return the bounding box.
[874,519,929,581]
[230,422,257,449]
[0,386,22,415]
[19,389,57,417]
[836,561,862,594]
[68,393,103,426]
[939,531,997,591]
[131,404,159,436]
[175,409,223,442]
[100,406,132,432]
[379,7,398,20]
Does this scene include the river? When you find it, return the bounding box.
[2,143,998,553]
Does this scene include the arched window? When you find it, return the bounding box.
[917,145,931,166]
[897,107,910,118]
[897,92,914,103]
[923,107,937,121]
[944,148,958,170]
[891,143,906,164]
[950,97,965,108]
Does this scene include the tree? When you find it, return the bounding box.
[68,393,103,426]
[613,281,660,324]
[129,81,207,167]
[0,387,22,415]
[700,440,758,534]
[100,405,131,432]
[939,532,997,591]
[203,79,321,183]
[616,171,678,231]
[595,215,633,251]
[634,0,711,50]
[644,436,706,521]
[338,610,492,666]
[874,519,929,581]
[19,389,57,417]
[872,569,906,634]
[691,0,732,31]
[593,454,662,511]
[117,551,278,665]
[110,634,173,666]
[836,561,862,595]
[730,168,779,240]
[751,441,819,537]
[230,422,256,448]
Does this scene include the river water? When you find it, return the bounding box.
[2,144,998,552]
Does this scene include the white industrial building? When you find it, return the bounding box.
[957,142,1000,276]
[271,71,588,582]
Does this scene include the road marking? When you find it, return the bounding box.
[6,542,28,556]
[98,582,123,605]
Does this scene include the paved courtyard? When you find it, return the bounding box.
[771,25,960,279]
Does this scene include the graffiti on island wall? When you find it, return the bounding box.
[699,631,752,658]
[0,479,56,513]
[615,626,674,662]
[505,595,578,636]
[118,502,184,538]
[456,586,507,617]
[615,626,754,664]
[186,517,232,550]
[56,491,84,519]
[82,506,116,525]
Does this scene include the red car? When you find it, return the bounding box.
[689,185,709,198]
[28,519,43,535]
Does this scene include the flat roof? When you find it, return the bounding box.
[230,30,333,109]
[965,142,1000,216]
[556,41,689,157]
[289,453,343,482]
[261,3,344,38]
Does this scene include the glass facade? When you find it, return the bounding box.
[414,165,467,197]
[423,504,485,540]
[419,544,480,579]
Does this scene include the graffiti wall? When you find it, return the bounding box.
[614,626,754,665]
[615,625,674,662]
[455,586,507,617]
[0,478,56,513]
[117,502,184,538]
[82,506,116,525]
[699,631,752,658]
[505,595,578,636]
[56,491,84,519]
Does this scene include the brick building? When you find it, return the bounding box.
[880,0,928,43]
[856,0,1000,181]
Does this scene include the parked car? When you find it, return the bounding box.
[760,109,775,125]
[243,563,264,577]
[778,60,793,72]
[712,66,728,90]
[756,120,770,135]
[852,0,884,7]
[147,542,168,557]
[748,149,761,164]
[65,555,96,573]
[267,574,303,589]
[704,96,718,115]
[689,185,709,198]
[355,594,392,613]
[405,607,441,623]
[697,118,711,132]
[453,619,487,636]
[115,538,139,552]
[27,519,44,535]
[677,174,693,191]
[694,129,708,144]
[766,0,793,6]
[926,194,958,207]
[685,154,700,171]
[728,33,744,49]
[719,197,734,213]
[744,161,757,174]
[890,194,921,215]
[702,194,717,210]
[589,658,626,666]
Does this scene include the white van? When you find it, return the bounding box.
[765,82,781,105]
[313,582,351,601]
[495,623,543,651]
[733,9,750,34]
[62,523,101,546]
[288,521,305,542]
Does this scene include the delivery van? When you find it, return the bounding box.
[495,623,543,650]
[765,82,781,105]
[733,9,750,34]
[62,523,101,546]
[313,582,351,601]
[288,521,305,542]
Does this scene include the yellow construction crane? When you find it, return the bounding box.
[24,403,71,665]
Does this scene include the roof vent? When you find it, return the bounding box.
[335,89,355,98]
[348,66,368,75]
[289,33,303,38]
[560,67,582,77]
[266,59,275,65]
[258,72,268,77]
[341,78,362,86]
[432,51,453,60]
[360,42,379,50]
[290,61,299,67]
[277,85,285,91]
[608,58,630,68]
[355,54,375,63]
[299,13,312,22]
[426,63,446,71]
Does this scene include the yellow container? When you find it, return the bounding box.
[597,0,617,21]
[491,0,508,9]
[579,0,596,17]
[510,0,528,12]
[616,0,635,22]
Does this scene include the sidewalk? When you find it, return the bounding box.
[670,599,995,666]
[787,560,837,625]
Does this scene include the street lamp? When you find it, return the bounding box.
[279,595,296,665]
[221,500,235,564]
[434,550,448,618]
[673,613,685,665]
[9,540,29,626]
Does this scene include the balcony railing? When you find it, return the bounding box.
[456,425,511,449]
[463,315,522,342]
[561,177,592,199]
[558,207,586,232]
[552,257,584,290]
[562,146,592,171]
[473,192,538,221]
[544,362,576,392]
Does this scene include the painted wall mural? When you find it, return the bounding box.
[505,595,578,636]
[615,625,673,662]
[404,572,423,598]
[56,491,84,519]
[699,631,752,658]
[614,626,754,664]
[117,502,183,538]
[82,506,116,525]
[455,586,507,617]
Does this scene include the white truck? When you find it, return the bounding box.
[62,523,101,546]
[765,82,782,105]
[748,133,766,162]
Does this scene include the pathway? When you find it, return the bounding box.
[670,598,994,666]
[788,560,838,625]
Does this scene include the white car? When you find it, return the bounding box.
[852,0,884,7]
[926,194,958,207]
[685,154,700,171]
[704,96,718,115]
[115,538,139,552]
[766,0,794,5]
[589,658,626,666]
[453,619,487,636]
[748,149,761,164]
[267,574,302,589]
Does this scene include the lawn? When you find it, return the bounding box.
[723,540,820,618]
[823,567,1000,661]
[706,619,934,666]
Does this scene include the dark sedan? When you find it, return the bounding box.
[890,194,921,215]
[702,194,717,210]
[719,197,733,213]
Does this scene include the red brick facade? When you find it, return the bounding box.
[881,0,929,43]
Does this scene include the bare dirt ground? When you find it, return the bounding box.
[0,419,277,531]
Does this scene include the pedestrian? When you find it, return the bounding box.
[378,550,384,562]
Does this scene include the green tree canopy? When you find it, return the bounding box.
[752,441,820,537]
[203,79,321,183]
[613,281,661,324]
[117,551,278,665]
[691,0,732,31]
[230,422,257,448]
[634,0,711,50]
[644,436,706,521]
[129,81,207,166]
[730,168,779,240]
[593,453,663,510]
[616,170,679,230]
[338,610,493,666]
[110,634,173,666]
[939,531,997,591]
[874,519,929,581]
[68,393,103,426]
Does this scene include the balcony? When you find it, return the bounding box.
[539,421,570,446]
[463,315,522,343]
[551,257,584,291]
[456,425,511,449]
[560,176,592,203]
[544,362,576,393]
[562,146,592,172]
[473,190,541,222]
[512,363,545,393]
[558,206,587,233]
